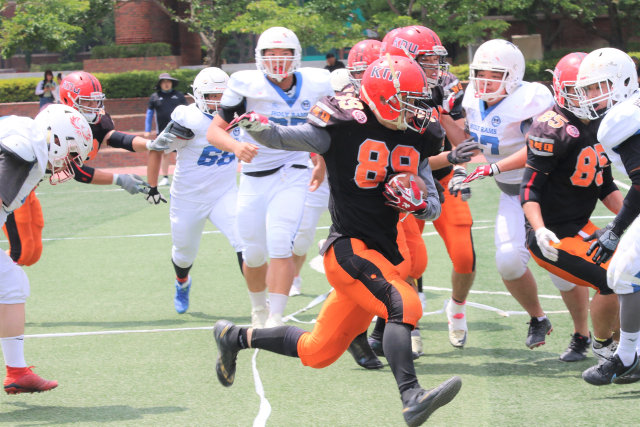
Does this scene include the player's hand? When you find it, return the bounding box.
[584,223,619,265]
[227,112,271,133]
[383,177,427,214]
[448,166,471,201]
[434,179,446,204]
[446,138,478,165]
[463,163,500,183]
[441,91,456,114]
[145,186,167,205]
[233,142,259,163]
[115,174,150,195]
[143,132,150,139]
[535,227,560,262]
[147,133,175,151]
[309,165,325,192]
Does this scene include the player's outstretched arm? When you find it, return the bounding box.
[415,160,442,221]
[207,114,258,163]
[465,145,528,183]
[239,114,331,154]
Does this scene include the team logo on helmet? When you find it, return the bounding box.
[392,37,418,56]
[491,116,501,127]
[369,66,402,81]
[301,100,311,110]
[61,81,81,95]
[566,125,580,138]
[69,115,91,142]
[352,109,367,124]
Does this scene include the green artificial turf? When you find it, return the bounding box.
[0,173,636,426]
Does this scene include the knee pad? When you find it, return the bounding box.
[387,279,423,327]
[450,245,475,275]
[243,244,268,268]
[267,228,294,259]
[293,233,313,257]
[549,273,576,292]
[495,245,528,281]
[0,258,30,304]
[171,245,198,269]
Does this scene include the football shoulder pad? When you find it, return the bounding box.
[598,92,640,151]
[307,95,366,128]
[298,67,335,97]
[171,104,209,134]
[519,82,554,122]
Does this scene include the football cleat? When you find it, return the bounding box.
[4,366,58,395]
[251,305,269,329]
[264,313,284,328]
[289,276,302,297]
[158,176,170,186]
[592,338,618,361]
[525,317,553,349]
[612,371,640,385]
[174,276,191,314]
[368,336,385,358]
[401,377,462,427]
[213,320,241,387]
[411,329,423,359]
[582,353,640,386]
[559,332,591,362]
[347,333,383,370]
[445,299,467,348]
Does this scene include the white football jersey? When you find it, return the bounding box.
[597,90,640,177]
[0,116,48,226]
[222,68,334,173]
[169,104,240,203]
[463,82,553,185]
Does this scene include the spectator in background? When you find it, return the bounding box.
[53,73,63,103]
[35,70,56,108]
[144,73,187,186]
[324,52,345,72]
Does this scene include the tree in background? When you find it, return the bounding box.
[0,0,90,69]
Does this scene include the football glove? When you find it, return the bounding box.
[441,91,456,114]
[435,179,446,205]
[146,186,167,205]
[446,138,478,165]
[535,227,560,262]
[383,176,427,215]
[584,223,620,265]
[226,112,271,132]
[146,121,195,151]
[448,166,471,201]
[464,163,501,183]
[115,174,150,195]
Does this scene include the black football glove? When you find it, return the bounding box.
[447,138,478,165]
[146,186,167,205]
[434,179,445,205]
[584,222,620,265]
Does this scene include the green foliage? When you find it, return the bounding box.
[450,64,470,81]
[0,77,41,103]
[450,59,557,82]
[91,43,172,60]
[30,62,84,72]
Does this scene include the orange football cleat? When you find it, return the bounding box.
[4,366,58,394]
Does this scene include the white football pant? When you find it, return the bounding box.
[494,193,530,281]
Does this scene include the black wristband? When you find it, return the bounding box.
[108,131,136,152]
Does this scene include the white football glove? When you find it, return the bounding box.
[146,121,195,151]
[145,186,167,205]
[448,166,471,202]
[114,174,150,195]
[535,227,560,262]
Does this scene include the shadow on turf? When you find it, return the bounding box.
[27,314,251,330]
[0,402,186,425]
[421,321,514,333]
[592,390,640,400]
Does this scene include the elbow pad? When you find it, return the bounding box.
[108,131,137,152]
[520,167,548,205]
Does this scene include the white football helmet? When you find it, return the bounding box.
[255,27,302,82]
[34,104,93,184]
[330,68,351,92]
[469,39,525,102]
[575,48,639,120]
[190,67,229,116]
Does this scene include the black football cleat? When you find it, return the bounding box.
[582,353,640,386]
[213,320,240,387]
[401,377,462,427]
[612,371,640,385]
[368,337,385,358]
[559,332,591,362]
[526,317,553,349]
[347,333,383,370]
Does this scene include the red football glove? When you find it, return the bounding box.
[383,177,427,214]
[441,92,456,114]
[226,112,271,132]
[463,163,500,183]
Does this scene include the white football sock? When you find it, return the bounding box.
[249,290,268,309]
[269,293,289,317]
[616,330,640,366]
[1,336,26,368]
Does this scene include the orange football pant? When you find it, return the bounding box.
[400,215,428,280]
[2,191,44,266]
[297,238,423,369]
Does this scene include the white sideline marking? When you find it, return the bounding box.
[614,179,631,190]
[252,350,271,427]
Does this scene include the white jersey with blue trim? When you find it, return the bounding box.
[169,103,239,203]
[223,68,334,173]
[597,90,640,177]
[462,82,553,185]
[0,116,48,226]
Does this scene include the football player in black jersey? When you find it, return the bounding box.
[210,56,462,426]
[59,72,168,204]
[520,53,623,362]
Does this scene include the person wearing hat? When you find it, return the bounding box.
[145,73,188,186]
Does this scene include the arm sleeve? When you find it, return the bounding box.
[616,133,640,174]
[145,109,154,133]
[247,124,331,154]
[520,167,549,206]
[71,162,96,184]
[34,81,44,96]
[218,102,247,124]
[0,152,32,207]
[599,165,619,201]
[415,160,442,221]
